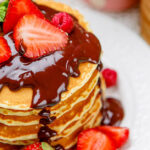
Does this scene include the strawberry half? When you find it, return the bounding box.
[0,37,12,63]
[77,128,116,150]
[97,126,129,148]
[24,143,43,150]
[3,0,44,34]
[24,142,54,150]
[13,14,68,59]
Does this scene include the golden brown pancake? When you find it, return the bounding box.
[0,70,101,126]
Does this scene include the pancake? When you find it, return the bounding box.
[0,75,105,148]
[0,70,101,126]
[0,77,102,140]
[0,92,102,144]
[0,94,102,149]
[0,0,104,149]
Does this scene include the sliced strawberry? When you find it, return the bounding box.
[0,37,12,63]
[77,128,116,150]
[24,142,54,150]
[13,14,68,59]
[24,142,43,150]
[97,126,129,148]
[3,0,44,34]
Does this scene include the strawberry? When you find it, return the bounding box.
[0,37,12,63]
[102,68,117,88]
[24,142,54,150]
[13,14,68,59]
[51,12,74,33]
[97,126,129,148]
[77,128,116,150]
[3,0,44,34]
[24,143,43,150]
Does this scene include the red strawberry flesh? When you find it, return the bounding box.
[97,126,129,148]
[0,37,12,63]
[13,14,68,59]
[102,68,117,88]
[24,142,43,150]
[77,128,116,150]
[3,0,44,34]
[51,12,74,33]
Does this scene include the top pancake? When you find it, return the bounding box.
[0,0,99,110]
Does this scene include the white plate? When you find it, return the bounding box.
[56,0,150,149]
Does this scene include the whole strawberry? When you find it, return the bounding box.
[24,142,54,150]
[51,12,74,33]
[102,68,117,88]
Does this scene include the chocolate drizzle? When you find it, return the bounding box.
[38,109,56,142]
[0,5,101,109]
[38,126,56,142]
[39,109,56,125]
[97,61,103,72]
[101,98,124,126]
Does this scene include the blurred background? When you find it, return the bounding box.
[57,0,150,46]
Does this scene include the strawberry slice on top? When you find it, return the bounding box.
[0,37,12,63]
[3,0,44,34]
[13,14,68,59]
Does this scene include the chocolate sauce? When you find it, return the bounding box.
[101,98,124,126]
[38,126,57,142]
[97,61,103,72]
[0,5,101,108]
[39,109,56,125]
[38,109,56,142]
[97,78,101,87]
[97,78,102,95]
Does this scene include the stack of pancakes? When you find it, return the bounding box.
[0,0,105,149]
[141,0,150,44]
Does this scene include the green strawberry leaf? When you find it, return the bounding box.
[41,142,54,150]
[0,0,8,7]
[0,0,9,22]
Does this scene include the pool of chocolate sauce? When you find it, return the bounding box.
[101,97,124,126]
